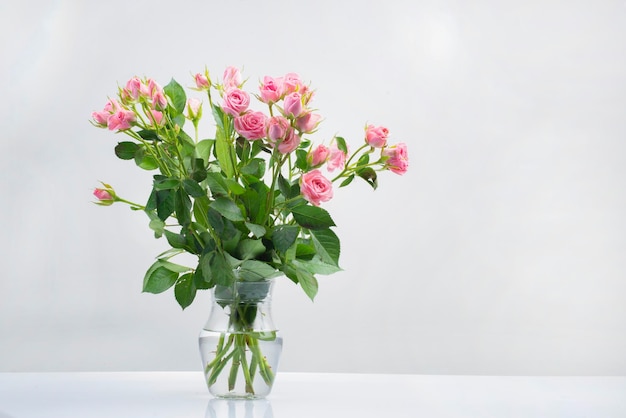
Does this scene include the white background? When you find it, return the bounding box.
[1,0,625,375]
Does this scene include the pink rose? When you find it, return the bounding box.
[93,188,112,201]
[281,73,302,96]
[365,125,389,148]
[107,109,136,131]
[326,143,347,172]
[308,144,329,167]
[283,92,303,117]
[296,112,322,133]
[92,109,110,127]
[187,98,202,119]
[194,73,210,90]
[151,90,168,109]
[277,129,300,154]
[266,116,290,143]
[148,109,164,127]
[382,143,409,175]
[300,170,333,206]
[234,111,267,140]
[146,78,163,96]
[93,184,116,206]
[222,88,250,116]
[124,77,143,101]
[259,76,282,104]
[223,66,242,91]
[92,99,121,126]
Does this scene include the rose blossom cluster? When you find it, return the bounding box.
[92,77,169,130]
[209,67,322,155]
[92,66,408,208]
[204,67,333,206]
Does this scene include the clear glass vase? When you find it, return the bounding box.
[199,279,282,399]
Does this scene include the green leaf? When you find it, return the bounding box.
[182,179,205,197]
[207,207,225,235]
[296,268,318,301]
[147,211,165,238]
[293,257,341,275]
[196,139,215,164]
[114,141,139,160]
[153,175,180,190]
[357,153,370,166]
[210,197,244,222]
[239,260,280,281]
[357,167,378,190]
[273,225,300,253]
[295,149,308,170]
[310,228,341,266]
[143,263,178,294]
[245,222,266,238]
[291,205,335,230]
[189,157,207,182]
[194,266,213,289]
[225,179,246,195]
[137,129,160,141]
[164,78,186,114]
[240,158,266,179]
[134,146,159,170]
[164,229,187,249]
[199,252,213,285]
[174,272,196,310]
[339,174,355,188]
[210,251,235,286]
[237,239,266,260]
[155,189,176,221]
[193,196,210,228]
[335,136,348,154]
[205,172,229,197]
[175,188,192,226]
[215,123,235,178]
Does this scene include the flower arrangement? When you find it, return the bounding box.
[91,66,408,396]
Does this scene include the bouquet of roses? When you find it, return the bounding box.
[91,66,408,396]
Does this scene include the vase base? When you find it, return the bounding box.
[211,393,268,400]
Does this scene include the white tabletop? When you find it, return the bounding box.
[0,372,624,418]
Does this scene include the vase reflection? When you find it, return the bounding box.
[205,398,274,418]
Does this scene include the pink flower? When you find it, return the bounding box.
[259,76,282,103]
[296,112,322,133]
[326,143,347,172]
[93,183,116,206]
[299,84,314,105]
[194,73,210,90]
[124,77,143,101]
[266,116,290,143]
[151,90,168,110]
[281,72,302,96]
[223,66,242,91]
[187,98,202,119]
[277,129,300,154]
[92,99,121,127]
[283,92,303,117]
[300,170,333,206]
[308,144,329,167]
[382,143,409,175]
[365,125,389,148]
[107,110,136,131]
[148,109,164,127]
[222,88,250,116]
[92,109,110,127]
[93,188,112,201]
[234,111,267,140]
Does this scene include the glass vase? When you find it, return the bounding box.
[199,279,282,399]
